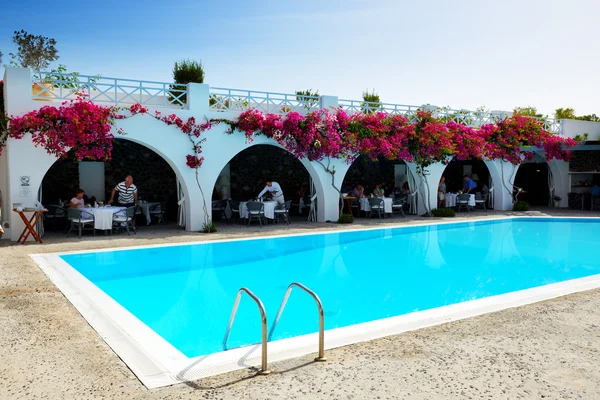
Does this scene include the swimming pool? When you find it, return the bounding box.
[33,217,600,388]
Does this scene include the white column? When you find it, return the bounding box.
[319,95,338,110]
[307,158,350,222]
[549,160,569,207]
[187,83,209,115]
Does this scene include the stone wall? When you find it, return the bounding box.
[343,156,402,193]
[228,145,310,200]
[569,151,600,172]
[104,140,177,204]
[41,154,80,204]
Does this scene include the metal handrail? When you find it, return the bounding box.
[222,287,270,375]
[269,282,327,362]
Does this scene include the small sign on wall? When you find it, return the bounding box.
[20,176,32,197]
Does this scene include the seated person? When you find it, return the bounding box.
[463,175,477,193]
[402,181,410,194]
[591,184,600,197]
[373,184,384,198]
[351,184,364,198]
[70,189,85,208]
[89,196,97,208]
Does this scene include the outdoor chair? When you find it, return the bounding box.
[228,200,241,224]
[149,201,168,224]
[392,196,407,217]
[45,205,68,232]
[246,201,265,227]
[112,206,136,236]
[456,193,472,212]
[274,200,292,225]
[212,200,228,222]
[67,208,95,238]
[475,193,488,211]
[351,198,360,216]
[368,198,385,219]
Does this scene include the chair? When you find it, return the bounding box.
[274,200,292,225]
[392,196,407,217]
[228,200,241,224]
[475,193,488,211]
[67,208,95,238]
[112,206,136,236]
[351,198,360,216]
[368,198,385,219]
[149,201,168,224]
[456,194,472,212]
[45,205,68,232]
[212,200,228,222]
[246,201,265,227]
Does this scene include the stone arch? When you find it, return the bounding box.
[513,156,569,207]
[338,155,422,214]
[428,158,513,210]
[197,125,343,222]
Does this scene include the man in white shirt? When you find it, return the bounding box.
[257,181,285,205]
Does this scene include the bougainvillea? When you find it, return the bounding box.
[4,97,122,160]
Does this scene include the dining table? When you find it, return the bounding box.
[82,206,126,231]
[239,201,277,220]
[359,197,393,214]
[137,201,160,225]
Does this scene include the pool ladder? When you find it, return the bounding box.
[222,282,326,376]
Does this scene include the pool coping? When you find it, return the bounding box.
[30,216,600,389]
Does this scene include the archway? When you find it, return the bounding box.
[340,155,419,214]
[40,139,180,231]
[211,144,312,220]
[513,158,550,206]
[437,158,494,210]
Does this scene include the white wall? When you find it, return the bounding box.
[561,119,600,140]
[2,67,574,239]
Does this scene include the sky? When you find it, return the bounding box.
[1,0,599,117]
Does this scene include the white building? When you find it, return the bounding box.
[1,67,599,241]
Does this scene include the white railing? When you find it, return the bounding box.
[436,107,504,127]
[31,72,188,108]
[209,87,320,114]
[338,99,421,121]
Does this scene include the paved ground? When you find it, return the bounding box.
[1,209,599,399]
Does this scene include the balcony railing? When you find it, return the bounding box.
[338,99,421,121]
[31,72,188,108]
[209,87,320,114]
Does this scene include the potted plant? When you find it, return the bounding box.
[552,195,561,208]
[9,30,59,100]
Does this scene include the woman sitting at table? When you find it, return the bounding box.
[70,189,85,208]
[373,184,384,198]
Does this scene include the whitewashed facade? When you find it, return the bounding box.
[0,67,594,241]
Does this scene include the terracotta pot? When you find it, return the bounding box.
[31,81,54,101]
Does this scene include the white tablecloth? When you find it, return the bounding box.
[359,197,393,213]
[240,201,277,219]
[138,202,159,225]
[445,193,475,207]
[82,206,126,230]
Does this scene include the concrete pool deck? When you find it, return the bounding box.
[1,209,599,399]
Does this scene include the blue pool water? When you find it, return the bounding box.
[60,218,600,358]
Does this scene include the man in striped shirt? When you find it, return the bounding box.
[108,175,139,227]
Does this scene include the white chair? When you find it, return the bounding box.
[112,207,136,236]
[475,193,488,210]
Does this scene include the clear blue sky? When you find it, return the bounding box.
[1,0,598,117]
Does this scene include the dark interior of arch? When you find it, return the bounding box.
[222,145,310,202]
[41,139,178,219]
[514,162,550,205]
[342,156,407,194]
[442,159,490,193]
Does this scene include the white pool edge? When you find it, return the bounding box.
[30,216,600,389]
